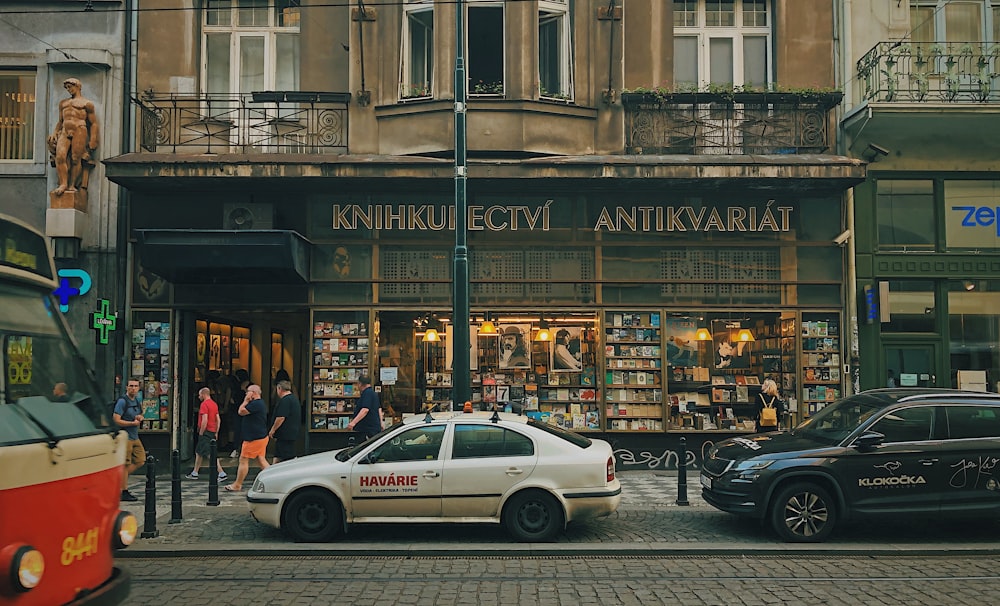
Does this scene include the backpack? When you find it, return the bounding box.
[109,397,125,428]
[760,396,778,427]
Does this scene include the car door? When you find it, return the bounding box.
[835,405,942,515]
[440,423,537,518]
[937,404,1000,514]
[349,424,445,519]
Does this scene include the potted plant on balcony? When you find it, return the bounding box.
[621,83,843,109]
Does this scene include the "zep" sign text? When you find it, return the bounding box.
[953,206,1000,236]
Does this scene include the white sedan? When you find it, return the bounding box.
[247,411,622,542]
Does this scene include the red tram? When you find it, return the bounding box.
[0,214,134,605]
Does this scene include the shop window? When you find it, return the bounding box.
[468,2,505,96]
[948,279,1000,391]
[0,71,35,161]
[876,180,936,250]
[673,0,771,89]
[944,180,1000,250]
[400,1,433,100]
[539,0,573,100]
[131,311,173,433]
[882,280,937,332]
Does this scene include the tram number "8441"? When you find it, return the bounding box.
[61,527,99,565]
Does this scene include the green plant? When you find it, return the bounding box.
[401,84,431,99]
[471,80,504,95]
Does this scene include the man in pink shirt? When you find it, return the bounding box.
[186,387,228,480]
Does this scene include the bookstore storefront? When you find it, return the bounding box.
[300,188,849,467]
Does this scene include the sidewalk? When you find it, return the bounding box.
[118,469,1000,557]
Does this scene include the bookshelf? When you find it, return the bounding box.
[527,326,600,431]
[310,313,369,432]
[603,311,664,431]
[801,313,842,416]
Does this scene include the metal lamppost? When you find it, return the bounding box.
[452,0,471,405]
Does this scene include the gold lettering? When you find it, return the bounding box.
[469,206,484,231]
[727,207,748,232]
[594,208,615,231]
[484,206,508,231]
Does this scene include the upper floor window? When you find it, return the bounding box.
[673,0,771,89]
[910,1,1000,44]
[876,179,937,250]
[203,0,300,96]
[400,0,433,100]
[539,0,573,100]
[468,1,505,96]
[0,72,35,161]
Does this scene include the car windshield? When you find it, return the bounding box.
[0,287,107,446]
[335,422,402,461]
[792,395,885,445]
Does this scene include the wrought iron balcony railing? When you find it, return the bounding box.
[621,92,841,155]
[858,41,1000,103]
[135,91,351,154]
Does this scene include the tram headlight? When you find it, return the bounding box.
[11,545,44,592]
[113,511,138,549]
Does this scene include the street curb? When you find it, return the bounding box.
[118,543,1000,558]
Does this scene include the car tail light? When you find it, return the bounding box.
[606,456,616,482]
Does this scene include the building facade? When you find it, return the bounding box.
[0,2,127,393]
[105,0,864,467]
[842,1,1000,396]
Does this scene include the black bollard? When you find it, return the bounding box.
[168,449,182,524]
[140,455,160,538]
[675,436,690,506]
[207,438,220,506]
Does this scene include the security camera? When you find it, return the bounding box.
[833,230,852,246]
[867,143,890,158]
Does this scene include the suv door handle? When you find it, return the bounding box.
[918,458,938,465]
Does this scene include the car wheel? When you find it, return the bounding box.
[769,482,837,543]
[283,489,342,543]
[503,490,564,542]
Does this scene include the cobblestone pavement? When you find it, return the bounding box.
[118,470,1000,555]
[122,553,1000,605]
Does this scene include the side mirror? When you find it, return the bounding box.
[853,431,885,450]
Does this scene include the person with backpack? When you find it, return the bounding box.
[754,378,784,433]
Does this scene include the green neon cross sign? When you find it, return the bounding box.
[91,298,117,345]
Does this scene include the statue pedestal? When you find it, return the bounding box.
[49,188,88,212]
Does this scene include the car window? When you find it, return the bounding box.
[946,405,1000,439]
[367,425,445,463]
[452,424,534,459]
[869,406,934,443]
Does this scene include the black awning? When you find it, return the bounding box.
[135,229,310,284]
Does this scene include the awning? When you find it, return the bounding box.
[135,229,310,284]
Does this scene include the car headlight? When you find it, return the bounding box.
[733,460,774,472]
[252,478,265,493]
[12,545,44,592]
[113,511,138,549]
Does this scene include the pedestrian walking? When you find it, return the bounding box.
[226,384,269,492]
[113,378,146,501]
[185,387,227,481]
[268,379,301,464]
[754,378,785,433]
[347,375,381,440]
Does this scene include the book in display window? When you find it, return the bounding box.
[310,313,369,432]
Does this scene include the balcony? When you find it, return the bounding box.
[135,91,350,154]
[844,42,1000,164]
[857,41,1000,103]
[622,91,842,155]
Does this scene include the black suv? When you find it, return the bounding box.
[700,388,1000,542]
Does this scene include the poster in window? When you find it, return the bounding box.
[551,327,583,372]
[196,332,207,365]
[209,334,221,371]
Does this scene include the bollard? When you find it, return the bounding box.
[140,455,159,538]
[207,438,220,506]
[168,449,182,524]
[675,436,690,506]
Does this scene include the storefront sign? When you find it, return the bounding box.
[53,268,92,312]
[91,298,117,345]
[331,200,794,233]
[947,205,1000,248]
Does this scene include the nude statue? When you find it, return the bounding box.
[49,78,100,196]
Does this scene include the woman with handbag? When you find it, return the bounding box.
[754,379,784,433]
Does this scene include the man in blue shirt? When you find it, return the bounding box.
[226,384,270,492]
[347,375,381,440]
[113,378,146,501]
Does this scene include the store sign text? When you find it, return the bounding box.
[331,201,794,233]
[952,206,1000,236]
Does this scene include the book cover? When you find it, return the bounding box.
[586,411,600,429]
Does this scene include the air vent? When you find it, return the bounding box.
[223,203,273,230]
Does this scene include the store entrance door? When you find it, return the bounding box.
[883,342,938,389]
